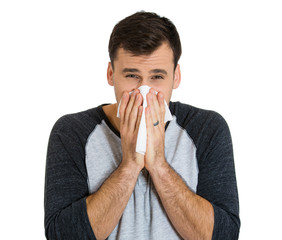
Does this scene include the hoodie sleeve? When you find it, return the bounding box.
[196,112,240,240]
[44,115,96,240]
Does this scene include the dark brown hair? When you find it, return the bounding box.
[108,11,182,70]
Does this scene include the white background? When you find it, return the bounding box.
[1,0,281,239]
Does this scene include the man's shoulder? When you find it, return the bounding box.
[170,101,225,125]
[49,104,107,136]
[169,101,231,144]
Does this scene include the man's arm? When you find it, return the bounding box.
[86,90,145,239]
[44,116,96,239]
[86,162,140,240]
[149,161,214,240]
[45,126,142,240]
[145,91,213,239]
[44,90,144,239]
[144,91,240,240]
[45,129,143,240]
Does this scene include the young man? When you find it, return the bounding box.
[44,12,240,240]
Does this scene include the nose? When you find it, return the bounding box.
[136,81,151,90]
[136,82,143,89]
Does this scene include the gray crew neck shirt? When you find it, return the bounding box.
[44,101,240,239]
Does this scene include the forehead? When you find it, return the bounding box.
[114,43,174,71]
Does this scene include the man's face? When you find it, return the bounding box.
[107,42,181,105]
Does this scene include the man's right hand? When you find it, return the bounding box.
[86,89,145,239]
[119,89,144,171]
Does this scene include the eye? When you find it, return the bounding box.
[126,74,139,79]
[152,75,164,80]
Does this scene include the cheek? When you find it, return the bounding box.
[153,90,168,105]
[114,75,135,89]
[113,79,135,103]
[160,89,172,104]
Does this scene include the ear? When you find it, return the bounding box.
[173,64,181,89]
[107,62,114,86]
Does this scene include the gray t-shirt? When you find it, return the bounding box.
[44,101,240,239]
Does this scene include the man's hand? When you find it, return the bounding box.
[86,89,145,239]
[143,88,214,240]
[144,88,167,171]
[119,89,144,171]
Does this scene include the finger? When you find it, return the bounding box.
[134,105,143,133]
[147,92,158,127]
[157,92,165,125]
[119,91,129,126]
[145,105,154,135]
[151,91,162,123]
[150,88,165,127]
[129,92,142,131]
[124,89,138,125]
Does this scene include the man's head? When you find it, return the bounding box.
[108,11,182,70]
[107,11,182,105]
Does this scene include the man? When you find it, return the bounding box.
[44,11,240,240]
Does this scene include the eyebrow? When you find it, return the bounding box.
[122,68,140,73]
[149,69,168,75]
[122,68,167,75]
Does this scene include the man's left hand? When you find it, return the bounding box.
[144,88,167,171]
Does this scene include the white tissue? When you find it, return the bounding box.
[116,85,172,155]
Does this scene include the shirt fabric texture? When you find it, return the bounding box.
[44,101,240,240]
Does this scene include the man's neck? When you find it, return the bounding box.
[102,103,121,133]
